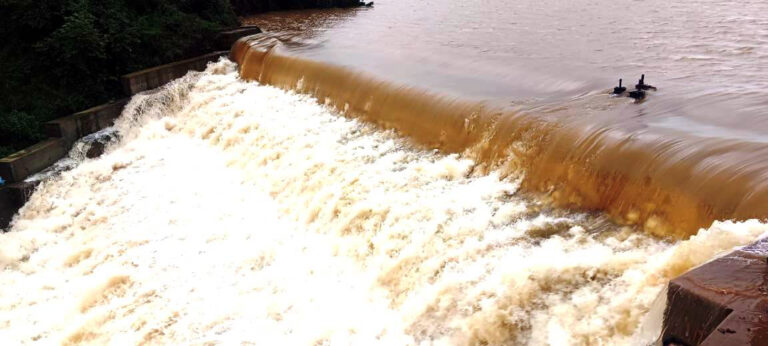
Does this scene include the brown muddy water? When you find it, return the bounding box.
[240,0,768,235]
[1,1,768,345]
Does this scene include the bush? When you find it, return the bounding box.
[0,0,238,155]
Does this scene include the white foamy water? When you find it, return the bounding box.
[1,60,766,345]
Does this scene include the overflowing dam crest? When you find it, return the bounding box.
[235,0,768,239]
[231,36,768,238]
[1,60,766,344]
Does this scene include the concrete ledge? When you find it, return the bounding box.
[45,99,129,146]
[216,25,262,51]
[0,139,68,184]
[663,239,768,345]
[121,51,228,95]
[0,181,38,230]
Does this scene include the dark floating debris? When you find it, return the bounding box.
[635,74,656,91]
[612,79,626,95]
[628,89,646,100]
[610,74,657,101]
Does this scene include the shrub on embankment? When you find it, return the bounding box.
[0,0,238,157]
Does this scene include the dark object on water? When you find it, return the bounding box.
[635,74,656,91]
[612,79,626,95]
[357,1,373,6]
[365,1,374,7]
[628,89,646,100]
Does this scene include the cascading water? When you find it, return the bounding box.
[231,34,768,237]
[1,60,766,345]
[25,128,120,184]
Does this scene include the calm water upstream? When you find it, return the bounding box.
[243,0,768,117]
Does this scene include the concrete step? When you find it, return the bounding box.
[0,138,68,184]
[45,99,129,146]
[121,51,229,95]
[663,239,768,345]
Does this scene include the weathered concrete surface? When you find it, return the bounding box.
[0,187,17,231]
[217,25,263,51]
[0,182,38,230]
[46,99,128,146]
[0,139,68,184]
[663,238,768,345]
[121,51,228,95]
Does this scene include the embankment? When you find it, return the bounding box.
[232,36,768,239]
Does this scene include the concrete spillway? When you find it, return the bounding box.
[231,36,768,240]
[0,58,766,344]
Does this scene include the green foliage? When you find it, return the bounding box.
[0,0,237,155]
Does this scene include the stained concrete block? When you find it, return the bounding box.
[663,239,768,345]
[0,187,17,231]
[121,51,229,95]
[46,99,129,146]
[0,138,68,184]
[0,182,38,231]
[216,25,262,51]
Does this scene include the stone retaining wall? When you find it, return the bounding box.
[121,51,229,95]
[0,139,68,184]
[45,99,129,146]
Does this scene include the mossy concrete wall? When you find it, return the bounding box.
[46,99,129,146]
[122,51,229,95]
[0,139,68,184]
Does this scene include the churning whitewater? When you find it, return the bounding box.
[1,60,766,345]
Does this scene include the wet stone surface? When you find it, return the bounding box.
[664,237,768,345]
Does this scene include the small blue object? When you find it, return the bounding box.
[0,177,5,186]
